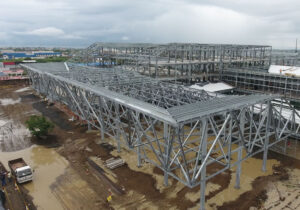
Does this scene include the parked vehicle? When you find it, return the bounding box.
[8,158,33,184]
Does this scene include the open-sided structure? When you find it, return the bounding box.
[22,62,299,209]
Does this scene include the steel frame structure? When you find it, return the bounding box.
[81,43,300,104]
[221,68,300,103]
[80,43,272,81]
[271,51,299,66]
[22,63,299,210]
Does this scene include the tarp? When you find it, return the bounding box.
[190,82,234,93]
[268,65,300,77]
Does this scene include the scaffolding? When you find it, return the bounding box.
[21,62,300,210]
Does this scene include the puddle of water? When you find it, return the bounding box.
[0,145,69,210]
[204,145,280,209]
[51,167,100,210]
[15,87,31,93]
[186,143,280,209]
[206,158,279,207]
[0,98,21,106]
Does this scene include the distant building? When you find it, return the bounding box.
[2,62,16,68]
[0,49,14,54]
[31,51,61,58]
[2,53,30,59]
[0,69,26,81]
[2,51,61,59]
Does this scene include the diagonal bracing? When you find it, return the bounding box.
[22,62,299,210]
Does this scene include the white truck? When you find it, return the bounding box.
[8,158,33,184]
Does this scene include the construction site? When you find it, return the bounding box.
[1,42,300,210]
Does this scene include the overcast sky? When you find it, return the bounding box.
[0,0,299,48]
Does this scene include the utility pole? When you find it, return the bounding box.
[295,38,298,53]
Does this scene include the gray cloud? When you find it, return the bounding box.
[14,27,82,39]
[0,0,299,48]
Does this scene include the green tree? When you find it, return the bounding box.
[25,115,54,138]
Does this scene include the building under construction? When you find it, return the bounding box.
[81,43,271,80]
[81,43,300,102]
[21,42,300,210]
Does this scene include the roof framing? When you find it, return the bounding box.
[22,63,276,125]
[21,62,299,210]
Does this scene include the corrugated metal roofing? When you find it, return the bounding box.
[167,94,276,123]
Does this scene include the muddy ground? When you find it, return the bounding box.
[1,83,300,210]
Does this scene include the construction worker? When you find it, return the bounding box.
[7,172,11,183]
[107,188,112,202]
[0,173,5,187]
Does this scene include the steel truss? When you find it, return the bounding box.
[22,63,299,210]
